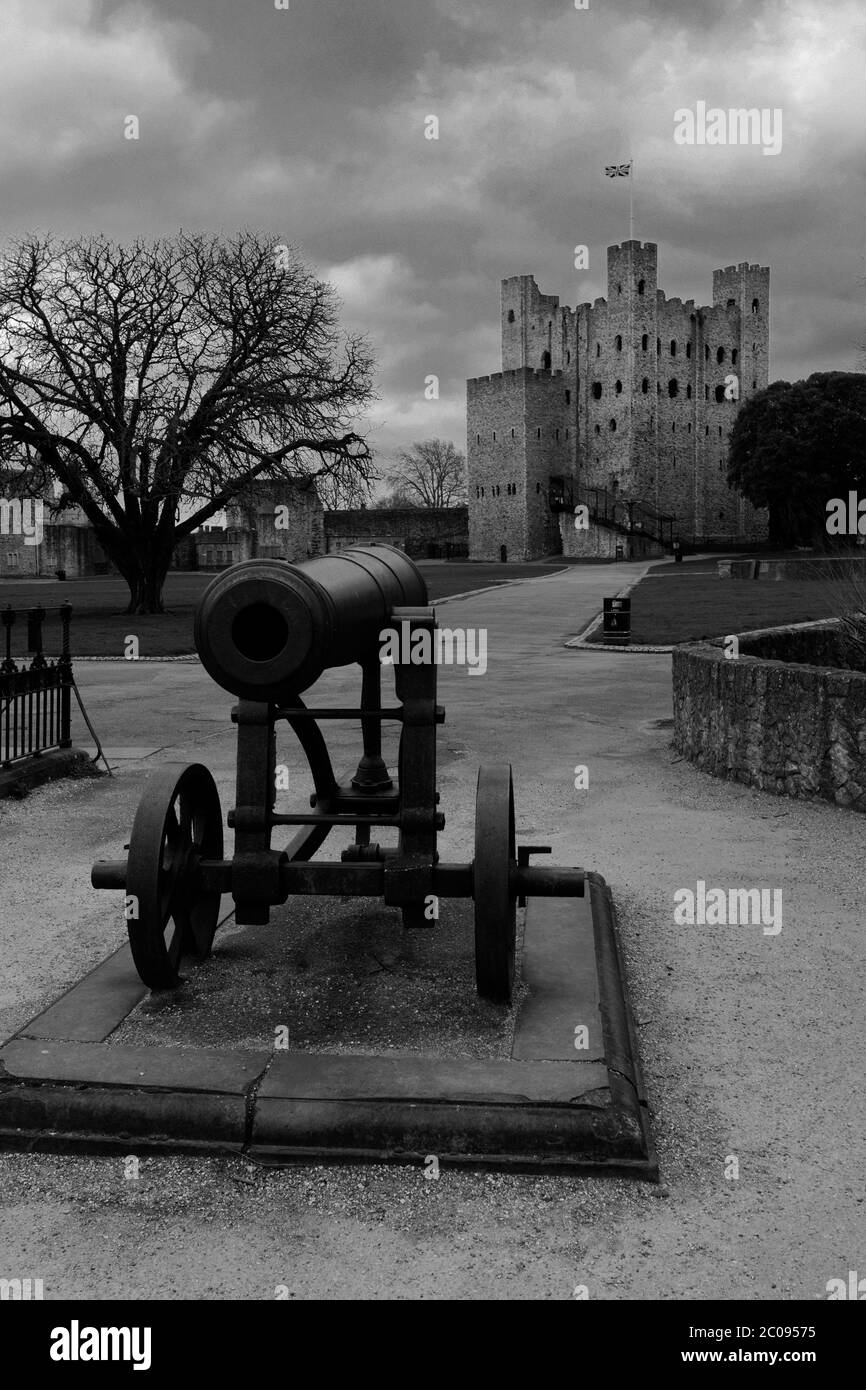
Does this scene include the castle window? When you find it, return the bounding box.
[637,278,645,295]
[716,346,725,364]
[511,428,515,438]
[475,487,480,498]
[705,386,709,400]
[670,340,677,356]
[727,297,736,308]
[719,426,723,436]
[566,350,571,365]
[672,422,676,432]
[641,378,649,394]
[688,423,692,433]
[686,384,692,399]
[536,482,541,493]
[705,344,710,360]
[705,425,709,435]
[476,434,481,444]
[656,338,661,354]
[594,424,601,435]
[481,488,485,497]
[715,385,726,402]
[609,418,617,431]
[686,342,692,358]
[541,351,551,370]
[565,429,569,439]
[752,380,757,389]
[565,390,571,404]
[507,309,515,323]
[555,428,560,441]
[617,283,622,294]
[731,348,738,365]
[493,431,496,441]
[668,378,679,398]
[615,335,623,351]
[642,334,648,351]
[751,298,759,313]
[592,382,602,399]
[615,380,623,394]
[719,510,725,519]
[537,428,541,438]
[596,342,601,357]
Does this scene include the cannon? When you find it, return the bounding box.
[92,544,585,1004]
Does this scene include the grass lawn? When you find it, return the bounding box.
[629,567,846,645]
[0,561,565,658]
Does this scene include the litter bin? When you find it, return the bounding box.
[602,596,631,646]
[672,539,683,564]
[615,543,624,560]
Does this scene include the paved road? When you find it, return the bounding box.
[1,557,862,1299]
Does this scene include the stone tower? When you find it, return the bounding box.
[467,241,769,559]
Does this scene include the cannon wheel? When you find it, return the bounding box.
[125,763,223,989]
[474,764,516,1004]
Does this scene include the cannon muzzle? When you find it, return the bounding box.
[194,543,428,700]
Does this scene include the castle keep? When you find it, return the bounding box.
[466,240,769,559]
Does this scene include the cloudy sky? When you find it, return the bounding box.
[2,0,865,481]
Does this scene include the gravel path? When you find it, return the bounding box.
[1,558,863,1300]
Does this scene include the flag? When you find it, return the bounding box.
[605,163,632,177]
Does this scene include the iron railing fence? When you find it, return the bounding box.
[576,486,677,549]
[0,603,73,766]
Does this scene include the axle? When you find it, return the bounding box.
[91,857,585,901]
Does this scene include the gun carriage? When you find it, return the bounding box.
[92,545,584,1004]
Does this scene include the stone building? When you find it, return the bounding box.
[467,240,770,560]
[0,472,109,578]
[324,506,468,557]
[225,476,324,563]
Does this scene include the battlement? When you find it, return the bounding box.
[468,367,565,387]
[718,262,767,275]
[611,240,658,253]
[469,236,770,559]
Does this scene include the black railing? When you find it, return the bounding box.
[577,486,676,549]
[0,604,73,766]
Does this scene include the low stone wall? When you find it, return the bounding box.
[672,619,866,811]
[560,515,664,561]
[718,556,866,580]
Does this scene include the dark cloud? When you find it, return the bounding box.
[2,0,864,470]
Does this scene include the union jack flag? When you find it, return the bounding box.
[605,163,632,177]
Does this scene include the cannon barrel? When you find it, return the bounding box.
[194,543,428,700]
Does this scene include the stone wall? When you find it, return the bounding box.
[0,523,109,578]
[672,620,866,811]
[325,506,467,558]
[560,514,664,560]
[718,556,866,581]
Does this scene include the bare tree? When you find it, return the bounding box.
[386,439,467,509]
[0,231,375,611]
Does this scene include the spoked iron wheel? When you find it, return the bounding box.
[473,764,517,1004]
[125,763,223,989]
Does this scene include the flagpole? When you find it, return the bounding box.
[629,158,634,241]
